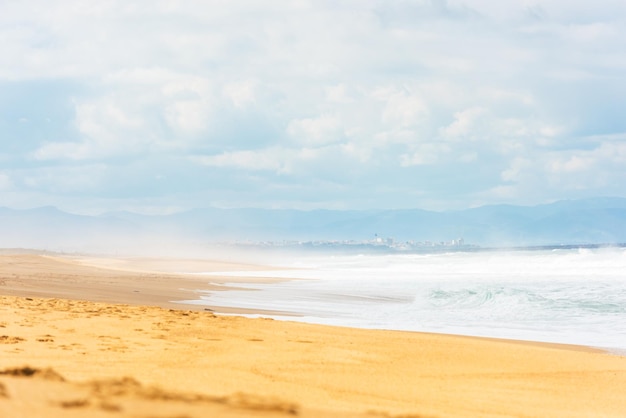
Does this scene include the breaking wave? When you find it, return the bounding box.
[181,247,626,351]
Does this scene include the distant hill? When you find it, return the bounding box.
[2,197,626,253]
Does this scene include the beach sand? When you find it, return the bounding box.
[1,253,626,417]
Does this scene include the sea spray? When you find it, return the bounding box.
[180,248,626,352]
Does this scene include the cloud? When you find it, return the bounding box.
[31,70,218,161]
[33,96,152,161]
[19,164,108,194]
[377,87,429,129]
[440,107,489,141]
[400,143,451,166]
[491,134,626,204]
[0,172,13,191]
[287,115,343,146]
[222,80,257,108]
[1,0,626,212]
[193,149,287,173]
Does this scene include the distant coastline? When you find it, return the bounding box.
[214,239,626,255]
[2,197,626,254]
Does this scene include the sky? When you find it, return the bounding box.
[1,0,626,214]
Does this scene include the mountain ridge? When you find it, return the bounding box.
[2,197,626,252]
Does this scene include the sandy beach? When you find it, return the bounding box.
[1,252,626,417]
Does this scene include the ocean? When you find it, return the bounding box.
[180,247,626,353]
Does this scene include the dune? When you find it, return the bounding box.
[1,253,625,417]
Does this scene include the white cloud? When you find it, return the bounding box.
[164,98,212,136]
[325,84,355,104]
[2,0,626,211]
[492,135,626,204]
[380,90,429,129]
[548,155,594,174]
[0,172,13,191]
[440,107,489,141]
[31,69,218,161]
[340,141,374,163]
[21,164,108,193]
[193,149,285,172]
[501,157,533,182]
[548,140,626,189]
[222,80,257,108]
[33,96,152,161]
[105,67,185,85]
[400,143,452,166]
[287,115,343,146]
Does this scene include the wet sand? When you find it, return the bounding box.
[1,253,626,417]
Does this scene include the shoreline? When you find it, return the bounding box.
[0,252,612,353]
[2,252,626,417]
[0,252,284,312]
[0,251,619,354]
[168,265,626,356]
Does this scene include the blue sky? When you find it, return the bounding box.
[1,0,625,214]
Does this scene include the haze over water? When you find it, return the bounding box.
[182,247,626,353]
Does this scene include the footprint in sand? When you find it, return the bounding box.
[36,334,55,343]
[0,366,65,381]
[151,322,170,332]
[0,336,25,344]
[58,345,75,351]
[96,335,129,352]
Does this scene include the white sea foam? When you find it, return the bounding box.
[179,248,626,352]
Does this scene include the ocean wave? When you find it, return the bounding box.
[186,248,626,350]
[427,285,626,316]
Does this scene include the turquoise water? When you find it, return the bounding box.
[179,248,626,353]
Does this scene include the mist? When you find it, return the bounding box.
[2,197,626,257]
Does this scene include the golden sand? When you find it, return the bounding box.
[1,253,625,417]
